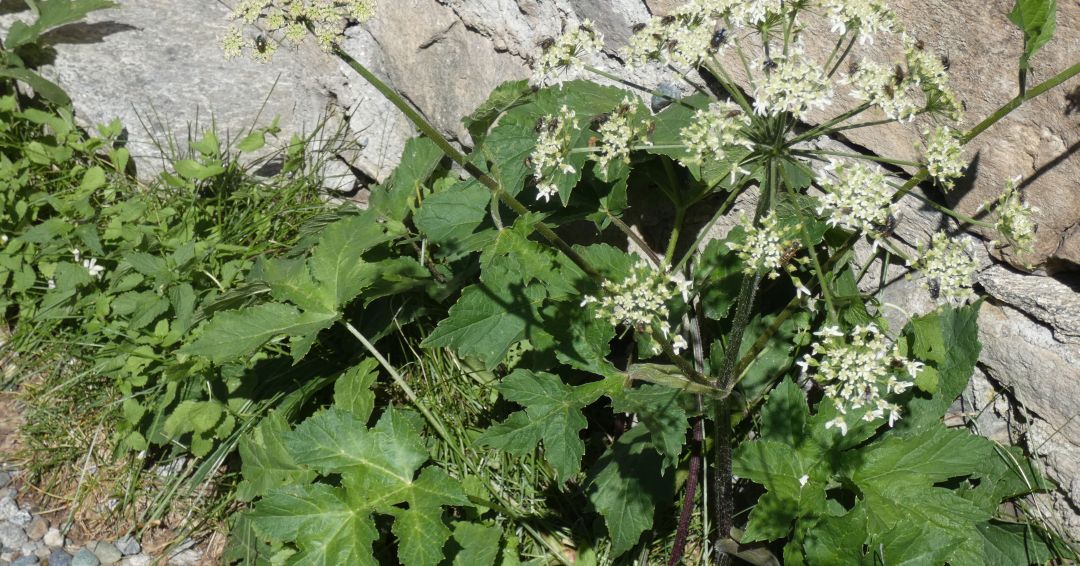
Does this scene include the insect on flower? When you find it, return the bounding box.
[536,37,556,51]
[254,34,268,53]
[631,22,647,33]
[927,278,941,300]
[709,28,728,51]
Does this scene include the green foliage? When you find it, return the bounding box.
[1009,0,1057,71]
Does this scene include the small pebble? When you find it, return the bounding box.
[0,499,18,521]
[24,519,46,542]
[112,536,139,557]
[119,556,151,566]
[70,548,99,566]
[41,529,64,549]
[0,522,28,549]
[0,472,10,489]
[90,542,121,566]
[49,548,73,566]
[31,548,48,560]
[11,555,38,566]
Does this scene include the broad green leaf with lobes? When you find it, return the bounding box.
[333,359,379,422]
[236,412,316,501]
[478,370,611,481]
[370,136,444,221]
[181,303,336,363]
[310,212,403,309]
[422,283,543,369]
[610,384,689,470]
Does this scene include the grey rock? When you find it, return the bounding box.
[89,542,121,566]
[0,500,18,522]
[0,473,10,490]
[0,522,28,550]
[118,555,151,566]
[10,555,37,566]
[41,529,63,549]
[166,548,200,566]
[22,520,45,543]
[47,549,72,566]
[70,548,99,566]
[112,536,139,557]
[980,266,1080,344]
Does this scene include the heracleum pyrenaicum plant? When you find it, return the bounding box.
[214,0,1077,563]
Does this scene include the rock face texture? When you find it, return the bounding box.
[9,0,1080,543]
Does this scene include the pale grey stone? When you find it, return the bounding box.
[48,549,72,566]
[70,548,99,566]
[41,529,64,549]
[166,549,200,566]
[23,520,45,543]
[10,555,37,566]
[112,536,139,557]
[980,266,1080,344]
[89,542,121,566]
[118,555,151,566]
[0,522,27,550]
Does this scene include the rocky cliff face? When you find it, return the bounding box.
[16,0,1080,542]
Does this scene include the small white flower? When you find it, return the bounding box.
[821,0,896,44]
[71,248,81,262]
[994,176,1039,253]
[816,160,898,234]
[798,474,810,487]
[825,415,849,436]
[581,259,690,341]
[904,35,963,121]
[908,232,978,306]
[672,335,689,354]
[47,279,56,289]
[82,257,106,279]
[530,105,579,203]
[679,101,753,166]
[727,211,801,279]
[1,235,8,245]
[752,48,834,120]
[534,20,604,84]
[921,126,966,191]
[843,60,920,122]
[594,97,653,170]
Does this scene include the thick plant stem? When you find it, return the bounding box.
[669,416,704,566]
[963,60,1080,144]
[331,47,600,280]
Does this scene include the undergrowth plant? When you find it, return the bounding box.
[206,0,1080,564]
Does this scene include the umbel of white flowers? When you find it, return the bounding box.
[796,324,921,435]
[581,259,692,351]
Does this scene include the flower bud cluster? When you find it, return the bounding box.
[843,60,919,122]
[992,176,1039,253]
[816,160,898,234]
[531,106,579,202]
[728,211,800,279]
[820,0,896,44]
[72,248,105,279]
[580,259,691,339]
[798,324,918,435]
[909,232,978,306]
[534,20,604,85]
[222,0,377,58]
[679,102,753,165]
[752,50,834,120]
[921,126,966,190]
[594,98,653,170]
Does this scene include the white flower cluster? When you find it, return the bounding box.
[904,37,963,121]
[534,20,604,85]
[222,0,377,58]
[843,60,919,122]
[72,248,105,279]
[752,50,834,120]
[816,160,898,234]
[594,98,653,170]
[993,176,1039,253]
[820,0,896,44]
[580,259,691,340]
[921,126,966,191]
[623,0,738,68]
[909,232,978,306]
[731,0,787,26]
[728,211,800,279]
[679,101,753,165]
[797,324,919,435]
[531,105,579,202]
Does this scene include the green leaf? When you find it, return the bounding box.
[257,256,330,314]
[733,440,827,542]
[587,426,674,557]
[1008,0,1057,70]
[333,359,379,422]
[163,400,224,437]
[422,283,542,369]
[452,522,501,566]
[478,370,609,481]
[0,69,71,106]
[236,412,317,502]
[182,303,337,363]
[236,130,267,153]
[370,136,445,221]
[758,378,809,446]
[249,483,380,566]
[481,123,535,198]
[898,303,981,431]
[464,79,533,144]
[975,521,1056,565]
[309,212,402,310]
[610,385,689,471]
[174,159,226,180]
[414,179,491,244]
[5,0,117,49]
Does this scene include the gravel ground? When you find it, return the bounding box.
[0,470,205,566]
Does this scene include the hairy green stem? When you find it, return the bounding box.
[797,148,921,168]
[963,60,1080,144]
